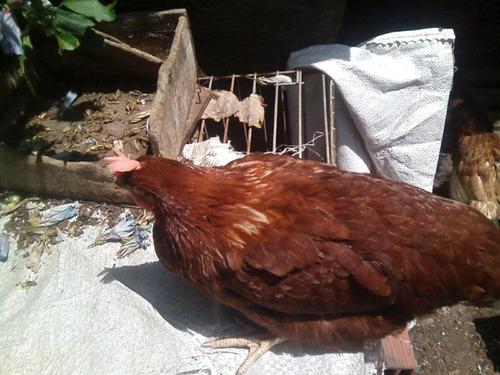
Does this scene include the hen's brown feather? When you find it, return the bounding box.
[450,132,500,220]
[123,153,500,348]
[444,82,500,221]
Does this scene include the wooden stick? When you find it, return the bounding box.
[297,70,303,158]
[223,74,236,143]
[198,76,214,142]
[246,128,253,154]
[246,73,257,154]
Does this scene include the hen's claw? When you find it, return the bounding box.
[202,335,286,375]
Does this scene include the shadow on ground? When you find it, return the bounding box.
[99,261,364,358]
[474,315,500,371]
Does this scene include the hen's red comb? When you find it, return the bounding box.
[103,148,141,174]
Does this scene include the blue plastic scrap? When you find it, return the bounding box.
[92,213,151,258]
[41,204,79,226]
[102,214,138,243]
[0,10,23,55]
[58,90,78,116]
[0,234,9,262]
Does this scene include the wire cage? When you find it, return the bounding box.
[193,70,337,164]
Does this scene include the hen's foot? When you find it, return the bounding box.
[202,334,286,375]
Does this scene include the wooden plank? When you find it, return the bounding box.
[380,328,417,374]
[186,85,215,131]
[0,145,132,204]
[149,15,199,159]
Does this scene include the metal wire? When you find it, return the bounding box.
[297,70,303,158]
[222,75,236,143]
[329,79,336,164]
[196,69,335,163]
[272,71,280,153]
[322,74,331,164]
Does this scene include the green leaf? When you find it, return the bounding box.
[54,8,95,36]
[22,34,33,49]
[54,30,80,52]
[62,0,116,22]
[17,54,27,76]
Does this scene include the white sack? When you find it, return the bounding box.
[288,28,455,191]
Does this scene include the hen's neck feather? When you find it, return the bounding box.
[135,159,248,284]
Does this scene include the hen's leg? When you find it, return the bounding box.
[202,334,286,375]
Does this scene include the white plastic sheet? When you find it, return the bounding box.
[182,137,244,167]
[288,28,455,191]
[0,211,376,374]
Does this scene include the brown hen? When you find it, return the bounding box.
[107,151,500,374]
[448,98,500,221]
[444,75,500,221]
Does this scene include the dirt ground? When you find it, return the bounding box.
[411,305,500,374]
[20,84,154,161]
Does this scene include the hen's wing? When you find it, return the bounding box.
[219,154,499,319]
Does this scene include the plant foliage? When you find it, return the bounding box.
[1,0,116,55]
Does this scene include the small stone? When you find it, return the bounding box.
[26,201,38,210]
[79,206,93,222]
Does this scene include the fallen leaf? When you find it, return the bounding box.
[26,241,45,273]
[129,110,150,124]
[17,280,37,289]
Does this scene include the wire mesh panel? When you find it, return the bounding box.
[194,70,336,164]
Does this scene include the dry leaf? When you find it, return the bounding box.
[112,89,122,101]
[125,100,138,112]
[236,94,265,128]
[18,280,37,289]
[129,110,150,124]
[26,241,45,273]
[202,90,240,122]
[131,139,142,152]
